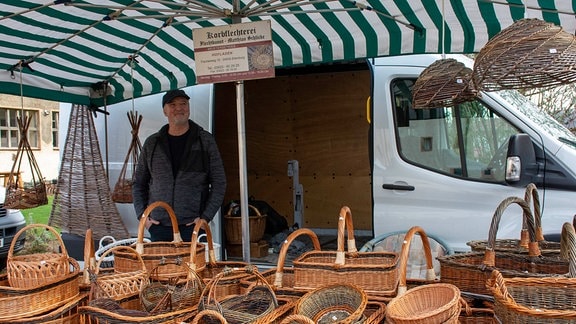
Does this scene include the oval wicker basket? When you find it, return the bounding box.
[293,283,368,324]
[386,283,462,324]
[90,245,150,301]
[7,223,71,289]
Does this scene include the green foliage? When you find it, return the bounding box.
[22,195,53,225]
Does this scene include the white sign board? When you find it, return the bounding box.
[193,20,275,84]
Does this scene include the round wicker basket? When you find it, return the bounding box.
[412,58,477,109]
[473,18,576,91]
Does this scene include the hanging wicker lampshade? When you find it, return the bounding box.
[412,58,478,109]
[473,18,576,91]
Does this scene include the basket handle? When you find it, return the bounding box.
[7,223,68,260]
[396,226,436,296]
[192,309,228,324]
[336,206,356,265]
[83,228,95,285]
[560,222,576,277]
[483,196,539,267]
[279,314,315,324]
[226,203,262,217]
[524,183,545,243]
[189,219,215,271]
[274,228,321,288]
[136,201,182,254]
[95,245,146,274]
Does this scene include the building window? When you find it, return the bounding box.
[52,111,59,149]
[0,108,39,149]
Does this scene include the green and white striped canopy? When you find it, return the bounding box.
[1,0,575,106]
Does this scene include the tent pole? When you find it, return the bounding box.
[235,80,251,262]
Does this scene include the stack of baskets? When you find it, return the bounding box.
[0,223,82,322]
[438,196,568,296]
[487,221,576,323]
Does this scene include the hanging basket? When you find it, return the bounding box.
[438,196,568,296]
[112,111,143,204]
[412,58,478,109]
[113,201,206,281]
[5,115,48,209]
[292,206,399,298]
[473,18,576,91]
[7,223,71,289]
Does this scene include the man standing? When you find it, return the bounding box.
[132,89,226,241]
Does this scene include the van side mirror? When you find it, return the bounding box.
[505,134,538,186]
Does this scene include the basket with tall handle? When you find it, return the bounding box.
[113,201,206,281]
[292,206,399,299]
[438,196,568,296]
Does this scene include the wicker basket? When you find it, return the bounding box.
[114,201,206,281]
[438,196,568,296]
[0,257,80,321]
[473,18,576,91]
[79,296,199,324]
[292,283,368,324]
[386,283,462,324]
[7,223,72,289]
[224,204,266,244]
[140,260,204,314]
[191,219,249,296]
[9,293,87,324]
[199,265,278,324]
[292,206,399,298]
[467,183,562,255]
[485,222,576,323]
[239,228,321,298]
[90,245,150,301]
[412,58,478,109]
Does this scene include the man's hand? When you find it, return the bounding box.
[185,217,201,227]
[145,217,160,229]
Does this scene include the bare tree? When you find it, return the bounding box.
[519,84,576,133]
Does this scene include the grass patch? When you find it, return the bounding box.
[21,195,54,225]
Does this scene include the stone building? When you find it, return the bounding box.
[0,94,60,187]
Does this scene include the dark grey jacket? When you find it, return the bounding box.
[132,120,226,226]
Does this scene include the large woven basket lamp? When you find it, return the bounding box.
[412,58,478,109]
[473,18,576,91]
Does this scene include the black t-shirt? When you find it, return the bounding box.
[167,129,190,178]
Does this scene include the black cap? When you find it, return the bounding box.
[162,89,190,106]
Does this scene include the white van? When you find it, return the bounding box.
[370,54,576,251]
[68,53,576,253]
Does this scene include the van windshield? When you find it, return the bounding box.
[497,90,576,149]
